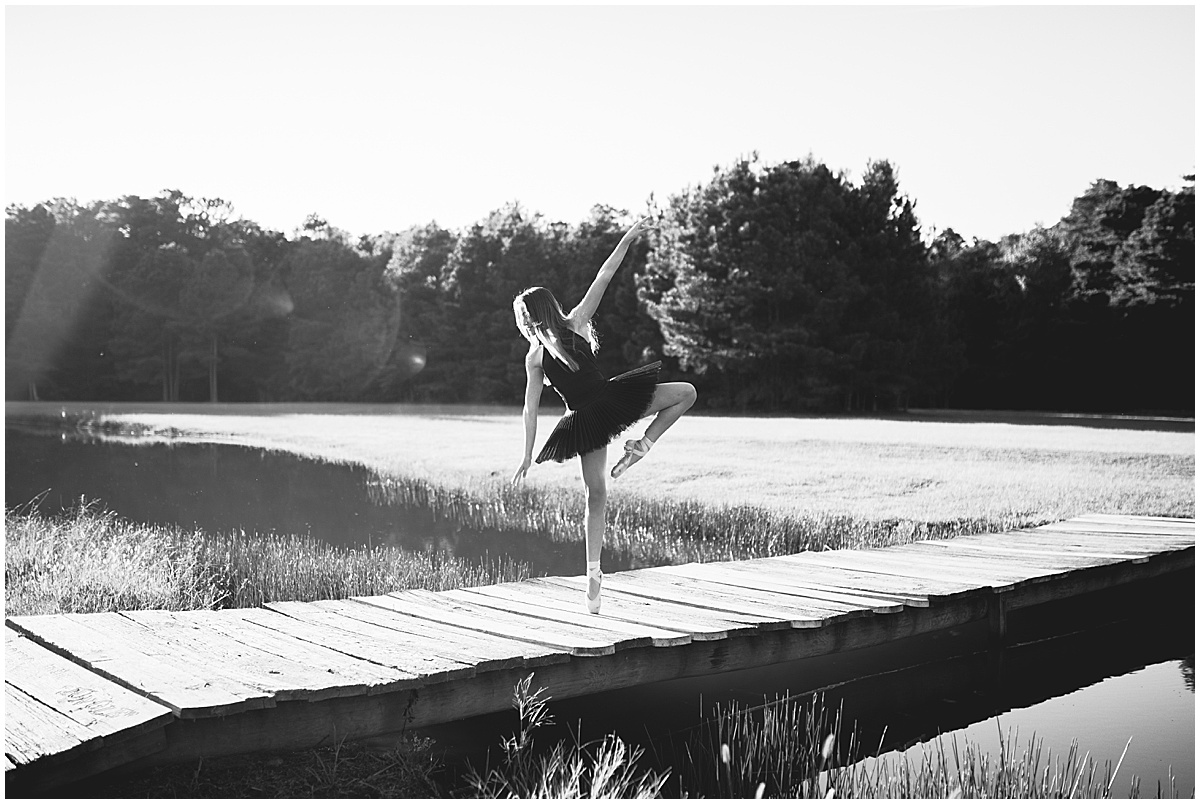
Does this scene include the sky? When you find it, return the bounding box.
[5,4,1195,244]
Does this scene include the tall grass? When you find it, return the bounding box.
[666,691,1183,799]
[463,674,670,799]
[4,501,529,617]
[369,474,1041,567]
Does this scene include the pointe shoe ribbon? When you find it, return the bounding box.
[610,437,652,479]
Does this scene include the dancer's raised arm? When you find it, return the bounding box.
[567,216,655,326]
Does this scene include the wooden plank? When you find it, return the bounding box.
[5,683,100,766]
[950,530,1159,553]
[829,547,1039,587]
[767,553,975,598]
[990,530,1184,558]
[69,612,338,705]
[383,589,627,656]
[889,544,1078,582]
[627,566,868,623]
[168,609,395,699]
[262,601,478,684]
[988,528,1179,551]
[782,550,1017,591]
[393,588,662,653]
[112,610,385,704]
[596,572,810,627]
[190,608,416,695]
[4,628,173,753]
[313,598,569,670]
[349,591,586,658]
[886,546,1073,586]
[652,562,907,614]
[913,539,1142,566]
[901,546,1113,587]
[746,557,936,606]
[1035,521,1196,539]
[1076,517,1195,534]
[6,614,271,718]
[718,561,917,609]
[1077,513,1194,523]
[1023,530,1196,551]
[63,611,314,704]
[527,577,765,639]
[444,584,694,647]
[1069,514,1195,530]
[603,570,853,627]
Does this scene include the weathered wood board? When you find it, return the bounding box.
[6,613,273,718]
[4,626,173,776]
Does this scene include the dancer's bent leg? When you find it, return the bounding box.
[611,382,697,478]
[580,447,608,613]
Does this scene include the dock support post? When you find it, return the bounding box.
[987,591,1008,642]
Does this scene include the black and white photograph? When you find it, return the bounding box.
[4,4,1194,798]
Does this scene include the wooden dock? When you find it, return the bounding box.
[5,513,1193,793]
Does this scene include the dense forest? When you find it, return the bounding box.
[5,156,1194,414]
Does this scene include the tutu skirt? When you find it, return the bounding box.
[536,361,662,463]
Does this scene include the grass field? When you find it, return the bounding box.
[11,400,1193,523]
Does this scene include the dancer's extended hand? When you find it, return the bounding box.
[623,215,657,242]
[511,458,531,484]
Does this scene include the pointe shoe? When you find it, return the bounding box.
[611,437,651,479]
[586,568,602,614]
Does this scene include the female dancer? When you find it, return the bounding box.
[510,216,696,614]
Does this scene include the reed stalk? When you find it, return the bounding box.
[667,691,1178,798]
[4,502,529,617]
[368,474,1038,568]
[463,674,670,799]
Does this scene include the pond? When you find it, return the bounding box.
[5,428,583,576]
[5,427,1194,795]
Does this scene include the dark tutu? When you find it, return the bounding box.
[536,362,662,463]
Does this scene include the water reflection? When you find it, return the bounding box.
[5,428,587,576]
[417,572,1193,797]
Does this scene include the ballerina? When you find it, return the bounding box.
[510,215,696,613]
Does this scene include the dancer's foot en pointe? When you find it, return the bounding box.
[611,435,654,479]
[585,561,603,614]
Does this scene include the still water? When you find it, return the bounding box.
[5,427,1194,795]
[5,428,581,576]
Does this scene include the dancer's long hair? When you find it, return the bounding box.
[513,286,597,372]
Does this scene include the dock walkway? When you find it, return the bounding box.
[5,513,1194,792]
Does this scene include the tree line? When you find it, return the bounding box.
[5,157,1194,414]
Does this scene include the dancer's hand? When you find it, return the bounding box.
[511,458,531,484]
[623,215,656,243]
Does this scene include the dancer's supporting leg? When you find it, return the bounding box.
[611,382,697,479]
[580,446,608,613]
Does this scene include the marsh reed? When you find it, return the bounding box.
[662,690,1178,798]
[367,473,1041,568]
[463,674,670,799]
[4,502,529,617]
